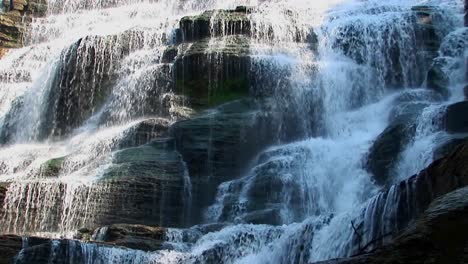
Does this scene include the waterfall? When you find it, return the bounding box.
[0,0,466,263]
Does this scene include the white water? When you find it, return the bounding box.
[1,0,466,263]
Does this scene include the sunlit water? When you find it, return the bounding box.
[0,0,466,263]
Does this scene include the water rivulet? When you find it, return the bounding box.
[0,0,467,263]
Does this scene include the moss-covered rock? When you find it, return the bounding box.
[174,36,251,108]
[39,156,66,177]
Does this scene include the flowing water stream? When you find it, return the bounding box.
[0,0,466,263]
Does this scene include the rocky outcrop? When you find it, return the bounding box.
[90,224,166,251]
[177,7,251,42]
[173,36,251,108]
[0,0,47,58]
[350,141,468,255]
[315,186,468,264]
[2,0,47,17]
[169,7,254,109]
[366,122,416,186]
[443,101,468,133]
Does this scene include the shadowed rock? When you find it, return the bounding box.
[314,186,468,264]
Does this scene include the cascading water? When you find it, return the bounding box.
[0,0,466,263]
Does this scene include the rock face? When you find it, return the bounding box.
[366,122,416,186]
[171,99,278,222]
[443,101,468,133]
[177,7,251,42]
[0,0,47,57]
[91,224,166,251]
[315,186,468,264]
[171,8,254,109]
[350,141,468,255]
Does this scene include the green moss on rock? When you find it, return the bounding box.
[40,157,65,177]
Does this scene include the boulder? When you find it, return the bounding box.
[443,101,468,133]
[91,224,166,251]
[366,122,416,186]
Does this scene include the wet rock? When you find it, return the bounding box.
[366,122,416,186]
[92,224,166,251]
[350,141,468,255]
[172,99,278,223]
[426,59,450,98]
[174,36,251,108]
[0,183,9,213]
[443,101,468,133]
[433,137,468,160]
[0,0,47,58]
[177,7,251,43]
[39,36,122,138]
[99,140,187,228]
[315,186,468,264]
[39,156,65,177]
[0,235,23,264]
[464,85,468,100]
[117,118,172,149]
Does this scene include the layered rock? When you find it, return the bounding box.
[315,186,468,264]
[0,0,47,57]
[177,7,251,42]
[90,224,166,251]
[171,99,278,222]
[173,36,251,108]
[349,141,468,255]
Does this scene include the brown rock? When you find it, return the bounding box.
[92,224,166,251]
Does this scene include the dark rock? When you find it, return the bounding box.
[350,141,468,256]
[366,122,416,186]
[39,36,121,139]
[178,7,251,43]
[174,36,251,108]
[433,137,468,160]
[92,224,166,251]
[464,85,468,100]
[172,99,278,223]
[426,59,450,98]
[314,186,468,264]
[0,235,24,264]
[117,118,171,149]
[443,101,468,133]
